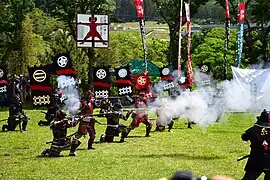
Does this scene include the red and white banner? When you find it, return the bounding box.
[178,0,183,76]
[185,3,193,84]
[238,3,246,23]
[225,0,230,19]
[134,0,147,71]
[134,71,150,90]
[224,0,231,79]
[134,0,144,19]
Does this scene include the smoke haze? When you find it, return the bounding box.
[57,75,81,115]
[154,67,270,128]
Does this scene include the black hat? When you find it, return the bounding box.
[171,171,193,180]
[113,102,122,111]
[256,109,270,126]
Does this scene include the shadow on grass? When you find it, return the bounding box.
[126,135,145,138]
[209,130,242,134]
[0,130,22,133]
[36,155,70,158]
[129,153,225,160]
[93,141,127,144]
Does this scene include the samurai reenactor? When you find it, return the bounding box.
[72,97,96,150]
[100,102,132,143]
[126,92,152,137]
[85,89,95,103]
[41,109,80,157]
[99,97,113,113]
[155,105,174,132]
[2,75,29,131]
[241,109,270,179]
[38,91,62,126]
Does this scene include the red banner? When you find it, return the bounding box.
[31,85,53,92]
[238,3,246,23]
[134,0,144,19]
[185,3,193,85]
[134,71,150,89]
[93,82,111,88]
[225,0,230,19]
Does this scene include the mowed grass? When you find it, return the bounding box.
[0,110,265,180]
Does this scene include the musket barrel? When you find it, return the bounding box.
[237,155,250,161]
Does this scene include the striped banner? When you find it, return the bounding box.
[185,3,193,85]
[236,3,246,67]
[223,0,230,79]
[134,0,147,71]
[178,0,183,76]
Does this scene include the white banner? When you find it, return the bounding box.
[76,14,109,48]
[231,66,270,110]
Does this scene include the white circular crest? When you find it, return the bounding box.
[96,69,107,79]
[57,56,68,67]
[162,68,170,76]
[0,69,4,78]
[201,65,209,73]
[33,70,46,82]
[137,76,146,85]
[179,77,186,83]
[118,69,127,78]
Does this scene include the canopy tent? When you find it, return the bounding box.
[129,60,160,77]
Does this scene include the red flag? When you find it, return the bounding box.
[185,3,193,85]
[225,0,230,19]
[134,0,144,19]
[238,3,246,23]
[134,71,150,89]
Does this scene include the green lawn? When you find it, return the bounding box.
[0,110,265,179]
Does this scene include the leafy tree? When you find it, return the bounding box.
[249,0,270,62]
[95,31,168,68]
[44,0,116,87]
[153,0,209,68]
[0,0,35,73]
[192,28,238,80]
[20,13,46,74]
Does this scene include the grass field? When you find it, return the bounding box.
[0,110,265,180]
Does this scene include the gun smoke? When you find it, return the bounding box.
[154,67,270,128]
[57,75,81,115]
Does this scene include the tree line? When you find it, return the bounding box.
[0,0,269,87]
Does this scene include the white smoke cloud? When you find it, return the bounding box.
[57,75,81,115]
[152,67,270,128]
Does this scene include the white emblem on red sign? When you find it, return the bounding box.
[137,76,146,85]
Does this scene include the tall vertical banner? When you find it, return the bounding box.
[236,3,246,67]
[134,0,147,71]
[185,3,193,85]
[178,0,183,76]
[223,0,230,80]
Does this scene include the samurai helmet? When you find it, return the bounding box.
[256,109,270,126]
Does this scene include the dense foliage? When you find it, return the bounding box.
[0,0,269,82]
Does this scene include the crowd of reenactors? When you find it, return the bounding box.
[36,89,270,179]
[35,86,198,157]
[2,77,270,179]
[39,90,157,157]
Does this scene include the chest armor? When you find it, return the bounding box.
[78,117,95,135]
[52,126,67,139]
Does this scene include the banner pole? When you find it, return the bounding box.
[177,0,183,76]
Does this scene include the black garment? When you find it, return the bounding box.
[42,116,76,157]
[242,170,270,180]
[104,111,131,142]
[2,113,28,131]
[7,78,22,105]
[241,124,270,179]
[38,106,58,126]
[3,95,28,131]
